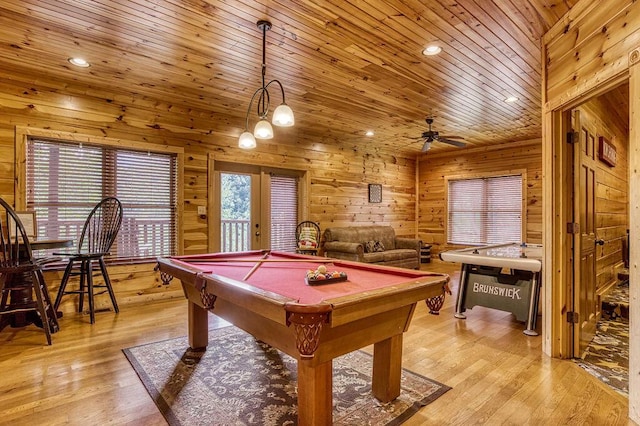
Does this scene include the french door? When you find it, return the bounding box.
[210,161,303,253]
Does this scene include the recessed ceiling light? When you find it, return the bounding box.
[68,57,90,68]
[422,45,442,56]
[504,96,519,103]
[365,130,374,137]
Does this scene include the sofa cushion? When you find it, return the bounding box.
[323,227,361,244]
[382,249,418,262]
[362,252,385,263]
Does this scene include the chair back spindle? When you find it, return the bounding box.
[0,198,34,269]
[77,197,123,256]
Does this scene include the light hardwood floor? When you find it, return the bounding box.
[0,260,632,425]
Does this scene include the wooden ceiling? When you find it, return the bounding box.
[0,0,580,156]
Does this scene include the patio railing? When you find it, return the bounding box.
[221,219,250,252]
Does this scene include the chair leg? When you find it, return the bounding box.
[99,257,119,313]
[86,259,95,324]
[31,271,52,345]
[0,279,9,311]
[78,260,87,314]
[53,260,74,311]
[36,269,59,333]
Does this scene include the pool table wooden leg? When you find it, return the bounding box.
[372,333,403,402]
[297,359,332,426]
[188,300,209,349]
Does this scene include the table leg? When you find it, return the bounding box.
[372,334,402,402]
[523,272,540,336]
[188,300,209,349]
[297,358,332,426]
[454,264,469,319]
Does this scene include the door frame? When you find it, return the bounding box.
[546,73,629,358]
[207,154,311,253]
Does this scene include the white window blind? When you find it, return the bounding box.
[26,139,178,260]
[447,175,523,245]
[270,174,298,252]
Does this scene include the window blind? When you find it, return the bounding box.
[270,174,298,252]
[447,174,523,245]
[26,139,178,260]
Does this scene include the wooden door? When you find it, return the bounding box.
[571,109,598,357]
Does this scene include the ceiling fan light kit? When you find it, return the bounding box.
[419,118,467,152]
[238,20,294,150]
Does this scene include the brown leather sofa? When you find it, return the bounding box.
[319,226,421,269]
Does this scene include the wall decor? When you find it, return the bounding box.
[368,184,382,203]
[598,136,617,167]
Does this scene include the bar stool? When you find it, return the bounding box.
[53,197,123,324]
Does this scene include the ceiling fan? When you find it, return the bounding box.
[419,118,467,152]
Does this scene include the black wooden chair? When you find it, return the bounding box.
[295,221,320,255]
[0,197,58,344]
[53,197,123,324]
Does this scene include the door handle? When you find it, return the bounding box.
[595,239,605,246]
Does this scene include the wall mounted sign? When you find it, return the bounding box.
[598,136,617,167]
[368,184,382,203]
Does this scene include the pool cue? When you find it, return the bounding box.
[184,258,331,263]
[243,251,271,280]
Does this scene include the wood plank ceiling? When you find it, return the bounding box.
[0,0,578,156]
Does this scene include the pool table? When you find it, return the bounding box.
[156,250,450,426]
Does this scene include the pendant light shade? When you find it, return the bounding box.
[238,20,294,149]
[254,119,274,139]
[272,103,295,127]
[238,131,257,149]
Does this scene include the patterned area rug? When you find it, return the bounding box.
[574,281,629,396]
[123,326,450,425]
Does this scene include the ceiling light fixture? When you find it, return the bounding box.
[365,130,374,137]
[422,45,442,56]
[68,57,90,68]
[504,96,519,103]
[238,20,294,150]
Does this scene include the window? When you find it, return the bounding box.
[447,174,523,245]
[26,138,179,261]
[270,174,298,252]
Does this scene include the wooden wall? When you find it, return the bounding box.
[417,140,543,255]
[542,0,637,419]
[0,77,418,313]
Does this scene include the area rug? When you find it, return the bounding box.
[574,314,629,396]
[123,326,450,425]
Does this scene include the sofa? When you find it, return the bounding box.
[319,226,422,269]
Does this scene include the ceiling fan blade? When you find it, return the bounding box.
[438,138,467,147]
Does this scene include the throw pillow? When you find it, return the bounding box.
[365,240,375,253]
[365,240,385,253]
[298,227,317,248]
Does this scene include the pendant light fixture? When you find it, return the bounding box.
[238,20,294,149]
